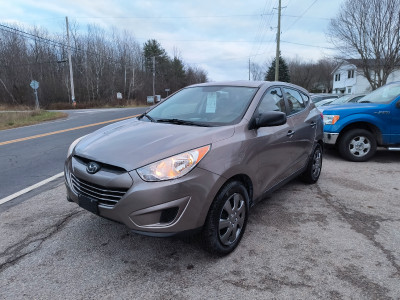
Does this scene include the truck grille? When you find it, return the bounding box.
[70,173,128,207]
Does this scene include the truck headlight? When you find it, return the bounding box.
[137,145,210,182]
[323,115,340,125]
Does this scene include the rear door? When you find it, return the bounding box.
[282,87,316,171]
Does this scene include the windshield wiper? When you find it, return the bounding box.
[156,118,211,127]
[140,112,156,122]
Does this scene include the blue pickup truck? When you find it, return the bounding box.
[323,81,400,161]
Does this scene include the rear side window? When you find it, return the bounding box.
[257,87,286,114]
[283,87,306,115]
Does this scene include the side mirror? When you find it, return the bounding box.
[396,101,400,108]
[248,111,287,130]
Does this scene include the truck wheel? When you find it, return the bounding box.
[300,144,322,184]
[338,129,377,162]
[201,181,249,255]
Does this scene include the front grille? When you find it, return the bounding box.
[74,155,126,174]
[70,173,128,207]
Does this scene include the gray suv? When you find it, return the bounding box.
[65,81,323,255]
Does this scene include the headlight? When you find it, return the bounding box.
[137,145,210,182]
[67,135,87,157]
[323,115,340,125]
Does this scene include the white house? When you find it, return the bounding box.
[332,59,400,94]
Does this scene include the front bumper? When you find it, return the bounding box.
[323,132,339,145]
[65,155,225,235]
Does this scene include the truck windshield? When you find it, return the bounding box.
[360,82,400,104]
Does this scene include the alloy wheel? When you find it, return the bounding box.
[218,193,246,245]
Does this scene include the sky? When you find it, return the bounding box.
[0,0,344,81]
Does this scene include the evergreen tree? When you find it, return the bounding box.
[143,39,169,73]
[265,55,290,82]
[170,56,186,90]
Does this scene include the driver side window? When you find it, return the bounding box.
[257,87,286,114]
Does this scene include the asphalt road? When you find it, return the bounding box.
[0,107,147,200]
[0,149,399,299]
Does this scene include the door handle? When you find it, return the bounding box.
[287,130,295,137]
[310,121,316,128]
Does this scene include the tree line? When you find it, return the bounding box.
[250,56,337,93]
[0,23,208,108]
[2,0,400,109]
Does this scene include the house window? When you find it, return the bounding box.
[348,88,352,94]
[348,70,354,78]
[335,74,341,81]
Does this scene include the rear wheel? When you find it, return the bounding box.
[300,144,322,184]
[201,181,249,255]
[338,129,377,162]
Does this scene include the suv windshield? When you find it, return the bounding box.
[144,86,258,126]
[360,82,400,104]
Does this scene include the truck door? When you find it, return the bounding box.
[391,97,400,144]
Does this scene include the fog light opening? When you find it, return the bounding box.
[160,207,179,224]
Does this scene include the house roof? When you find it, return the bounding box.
[332,59,400,74]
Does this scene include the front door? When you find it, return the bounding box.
[390,97,400,144]
[250,87,298,192]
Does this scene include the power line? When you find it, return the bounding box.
[54,13,328,21]
[281,40,334,50]
[284,0,319,32]
[72,14,275,19]
[0,24,66,49]
[249,0,276,60]
[0,60,66,68]
[0,23,121,65]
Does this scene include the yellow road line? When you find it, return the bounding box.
[0,114,139,146]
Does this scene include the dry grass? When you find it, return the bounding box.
[0,104,32,111]
[0,99,146,111]
[0,110,68,130]
[47,99,146,110]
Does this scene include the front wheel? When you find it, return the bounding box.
[338,129,377,162]
[201,181,249,255]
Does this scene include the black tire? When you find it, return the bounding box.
[338,129,377,162]
[201,181,249,255]
[300,144,323,184]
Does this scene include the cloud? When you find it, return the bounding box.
[1,0,343,81]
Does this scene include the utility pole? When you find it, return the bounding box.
[132,67,135,89]
[131,67,135,99]
[274,0,282,81]
[66,16,76,105]
[124,65,127,98]
[249,58,251,80]
[152,56,155,100]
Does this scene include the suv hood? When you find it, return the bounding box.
[74,118,234,171]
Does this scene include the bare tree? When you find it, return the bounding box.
[0,23,208,108]
[250,62,266,81]
[328,0,400,90]
[287,56,315,90]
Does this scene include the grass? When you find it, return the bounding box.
[0,99,147,130]
[0,110,68,130]
[47,99,146,110]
